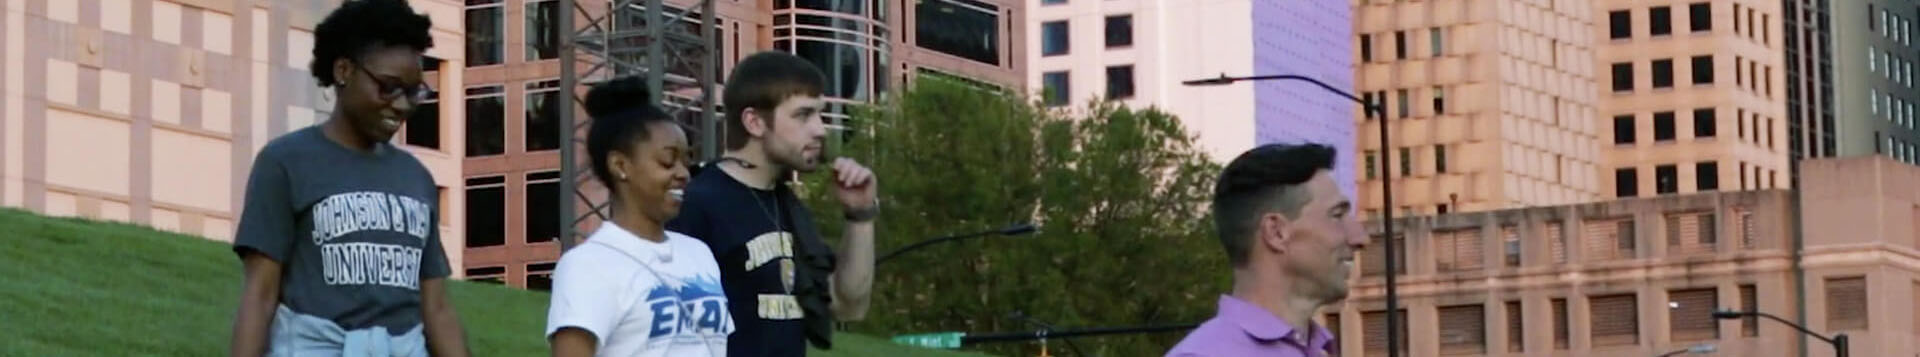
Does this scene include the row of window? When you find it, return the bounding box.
[1039,65,1134,107]
[1883,134,1920,165]
[1359,86,1447,120]
[1357,27,1444,63]
[1609,56,1771,96]
[1360,145,1448,180]
[1615,161,1777,198]
[463,172,563,249]
[1367,209,1759,275]
[1039,14,1133,57]
[1876,7,1915,47]
[1868,46,1915,88]
[465,0,561,67]
[1610,108,1775,149]
[459,81,563,158]
[464,263,556,291]
[1871,88,1919,130]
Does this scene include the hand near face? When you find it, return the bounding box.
[831,158,878,213]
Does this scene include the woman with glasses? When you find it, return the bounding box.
[228,1,467,356]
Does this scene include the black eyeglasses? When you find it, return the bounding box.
[352,59,434,103]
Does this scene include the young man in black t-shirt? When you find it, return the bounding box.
[667,51,880,356]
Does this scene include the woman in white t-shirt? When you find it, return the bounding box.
[546,76,732,357]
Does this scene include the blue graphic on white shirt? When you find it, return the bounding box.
[645,275,732,341]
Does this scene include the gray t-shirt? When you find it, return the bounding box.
[233,126,451,334]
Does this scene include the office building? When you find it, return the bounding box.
[1335,155,1920,357]
[1782,0,1920,171]
[459,0,1026,288]
[0,0,471,270]
[1352,0,1605,217]
[1031,0,1359,196]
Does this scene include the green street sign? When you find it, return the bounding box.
[891,332,966,349]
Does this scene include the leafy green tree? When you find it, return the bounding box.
[802,76,1227,355]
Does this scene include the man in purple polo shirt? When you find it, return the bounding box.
[1167,143,1366,357]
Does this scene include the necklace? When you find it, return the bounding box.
[728,158,795,294]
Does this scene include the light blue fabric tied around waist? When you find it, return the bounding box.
[268,305,426,357]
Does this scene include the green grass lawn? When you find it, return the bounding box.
[0,208,986,356]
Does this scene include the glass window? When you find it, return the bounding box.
[1612,62,1634,92]
[465,176,506,248]
[1656,164,1679,194]
[1654,111,1676,141]
[1610,10,1631,39]
[465,86,505,157]
[525,80,561,152]
[1614,115,1636,144]
[1105,65,1134,99]
[1696,162,1719,191]
[915,0,1000,65]
[404,58,442,150]
[1360,34,1373,62]
[1042,71,1069,106]
[525,0,559,61]
[1042,21,1069,56]
[1691,55,1713,84]
[1652,59,1674,88]
[1693,108,1715,138]
[526,171,561,244]
[1105,15,1133,48]
[465,0,504,67]
[1650,6,1673,36]
[1616,168,1639,197]
[1689,3,1711,32]
[1430,27,1443,56]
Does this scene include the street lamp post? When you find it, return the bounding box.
[1183,73,1397,356]
[876,223,1039,265]
[1714,309,1848,357]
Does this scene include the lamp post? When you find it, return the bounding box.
[1656,343,1717,357]
[1183,73,1396,356]
[876,223,1038,265]
[1713,309,1848,357]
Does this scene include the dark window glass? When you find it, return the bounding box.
[1651,6,1673,36]
[465,1,504,67]
[465,86,505,157]
[1696,161,1719,191]
[525,0,560,60]
[526,172,560,243]
[1105,65,1134,99]
[1104,15,1132,48]
[1652,59,1674,88]
[1042,71,1069,106]
[1693,108,1716,138]
[1655,111,1676,141]
[1691,55,1714,84]
[1689,3,1712,32]
[525,81,561,152]
[1616,168,1639,197]
[1042,21,1069,56]
[465,178,505,248]
[1614,115,1637,144]
[1612,62,1634,91]
[915,0,1001,65]
[1611,10,1632,39]
[1656,164,1679,194]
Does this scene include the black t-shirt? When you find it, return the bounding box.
[667,168,834,356]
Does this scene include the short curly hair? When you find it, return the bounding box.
[308,0,434,87]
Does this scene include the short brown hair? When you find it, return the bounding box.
[721,51,826,150]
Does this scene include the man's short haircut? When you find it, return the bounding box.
[308,0,433,87]
[1210,143,1338,266]
[584,76,677,191]
[720,51,826,150]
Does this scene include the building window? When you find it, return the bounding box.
[1041,0,1065,4]
[1360,34,1373,62]
[915,0,1001,65]
[1394,30,1407,60]
[525,0,559,60]
[526,171,561,244]
[465,176,506,248]
[1612,62,1634,92]
[1688,2,1711,32]
[525,80,561,152]
[1614,115,1636,144]
[1398,147,1412,176]
[1652,59,1674,88]
[1670,288,1720,342]
[1656,164,1678,194]
[1696,161,1719,191]
[1104,15,1132,48]
[1870,46,1878,73]
[1502,226,1520,267]
[1363,234,1406,276]
[1397,89,1410,118]
[1432,86,1446,114]
[1435,230,1481,271]
[1692,107,1715,138]
[1364,150,1378,180]
[1041,71,1069,107]
[465,266,505,284]
[1434,145,1447,173]
[1610,10,1631,39]
[1826,276,1868,330]
[404,64,442,149]
[1430,27,1444,56]
[465,86,506,157]
[1552,298,1570,349]
[1105,65,1134,99]
[1041,21,1069,56]
[1616,168,1639,197]
[1507,301,1524,352]
[1363,309,1409,354]
[1439,304,1487,355]
[1591,293,1640,346]
[465,0,505,67]
[1654,111,1676,141]
[1650,6,1673,36]
[1691,55,1714,84]
[527,262,556,291]
[1740,284,1758,336]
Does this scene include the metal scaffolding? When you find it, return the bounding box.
[558,0,721,249]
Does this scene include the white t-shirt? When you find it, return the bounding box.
[545,224,733,357]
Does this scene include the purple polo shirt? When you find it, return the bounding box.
[1165,295,1337,357]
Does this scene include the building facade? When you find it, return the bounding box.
[458,0,1027,288]
[0,0,471,270]
[1596,0,1792,202]
[1333,155,1920,357]
[1783,0,1920,167]
[1353,0,1605,218]
[1030,0,1359,195]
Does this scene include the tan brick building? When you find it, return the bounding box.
[1332,155,1920,356]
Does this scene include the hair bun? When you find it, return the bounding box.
[584,76,655,118]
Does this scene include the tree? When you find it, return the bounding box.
[802,76,1228,355]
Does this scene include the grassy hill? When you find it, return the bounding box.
[0,208,987,356]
